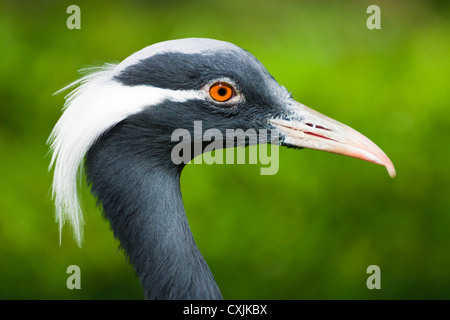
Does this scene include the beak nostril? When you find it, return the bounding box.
[316,125,332,131]
[305,123,331,131]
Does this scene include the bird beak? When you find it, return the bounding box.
[270,100,396,178]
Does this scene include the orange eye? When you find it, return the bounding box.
[209,82,235,102]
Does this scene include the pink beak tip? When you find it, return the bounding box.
[385,162,396,179]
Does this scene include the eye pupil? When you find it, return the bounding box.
[218,87,228,96]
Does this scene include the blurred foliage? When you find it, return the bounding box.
[0,0,449,299]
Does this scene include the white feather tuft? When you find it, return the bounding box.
[48,62,205,247]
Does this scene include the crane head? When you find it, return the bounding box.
[49,38,395,246]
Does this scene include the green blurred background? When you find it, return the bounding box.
[0,0,449,299]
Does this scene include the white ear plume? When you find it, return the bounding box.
[48,63,204,246]
[48,64,117,246]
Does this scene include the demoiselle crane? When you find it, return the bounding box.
[48,38,395,299]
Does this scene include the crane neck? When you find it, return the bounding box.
[85,118,222,299]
